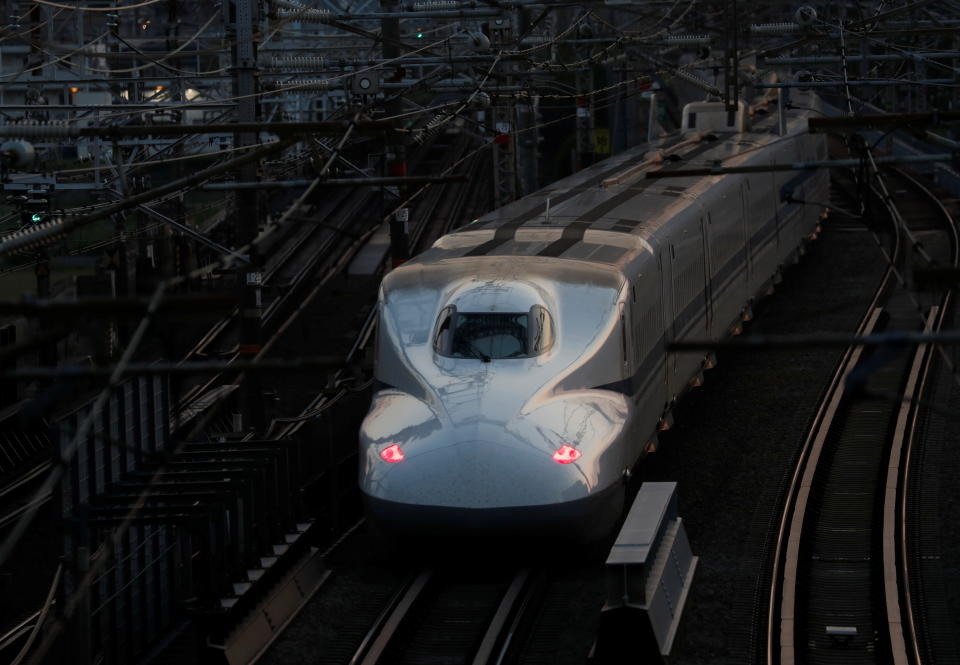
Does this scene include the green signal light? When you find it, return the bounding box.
[30,213,43,223]
[416,31,423,38]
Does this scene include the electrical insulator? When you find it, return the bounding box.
[260,55,327,70]
[794,6,817,27]
[0,120,76,138]
[414,114,451,144]
[469,91,491,109]
[673,69,721,97]
[0,221,63,255]
[467,31,490,52]
[794,70,814,91]
[663,34,711,45]
[266,78,332,92]
[749,22,800,35]
[275,0,331,23]
[276,8,331,22]
[412,0,459,9]
[0,140,36,168]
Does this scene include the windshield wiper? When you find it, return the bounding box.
[466,342,491,363]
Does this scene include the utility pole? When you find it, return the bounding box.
[383,0,410,267]
[575,67,594,171]
[515,8,538,196]
[723,0,739,111]
[490,15,518,207]
[227,0,265,430]
[167,0,191,284]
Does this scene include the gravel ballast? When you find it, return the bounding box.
[637,218,887,664]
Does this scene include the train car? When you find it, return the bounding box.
[359,95,829,543]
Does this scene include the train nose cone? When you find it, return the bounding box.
[362,436,622,544]
[366,436,578,508]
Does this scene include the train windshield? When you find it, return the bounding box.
[434,306,554,360]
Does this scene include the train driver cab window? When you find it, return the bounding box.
[434,306,555,359]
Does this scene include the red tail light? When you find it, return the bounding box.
[380,443,405,463]
[552,444,581,464]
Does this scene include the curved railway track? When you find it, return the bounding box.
[767,167,958,665]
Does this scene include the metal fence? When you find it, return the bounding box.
[58,375,180,665]
[54,373,371,664]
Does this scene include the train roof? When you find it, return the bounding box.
[395,101,816,283]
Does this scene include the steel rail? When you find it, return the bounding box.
[180,113,364,365]
[491,570,542,665]
[269,131,485,438]
[767,176,903,665]
[472,569,532,665]
[882,168,959,665]
[769,305,888,665]
[405,134,472,250]
[769,166,957,665]
[183,190,350,359]
[885,308,938,665]
[356,570,434,665]
[191,173,393,436]
[353,568,533,665]
[175,189,367,410]
[173,115,371,412]
[261,191,373,326]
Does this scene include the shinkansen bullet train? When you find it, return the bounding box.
[360,95,829,542]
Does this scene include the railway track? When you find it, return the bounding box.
[175,186,378,413]
[264,134,492,477]
[767,167,957,665]
[406,132,487,250]
[176,130,491,428]
[183,187,361,359]
[353,568,542,665]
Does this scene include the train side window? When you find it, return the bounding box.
[529,305,555,355]
[433,306,456,355]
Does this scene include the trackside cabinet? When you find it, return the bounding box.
[593,482,698,664]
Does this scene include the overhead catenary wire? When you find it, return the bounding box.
[50,30,459,125]
[0,30,111,79]
[0,8,64,44]
[37,12,226,76]
[28,0,169,11]
[0,139,291,256]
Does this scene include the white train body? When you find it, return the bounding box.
[360,99,829,541]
